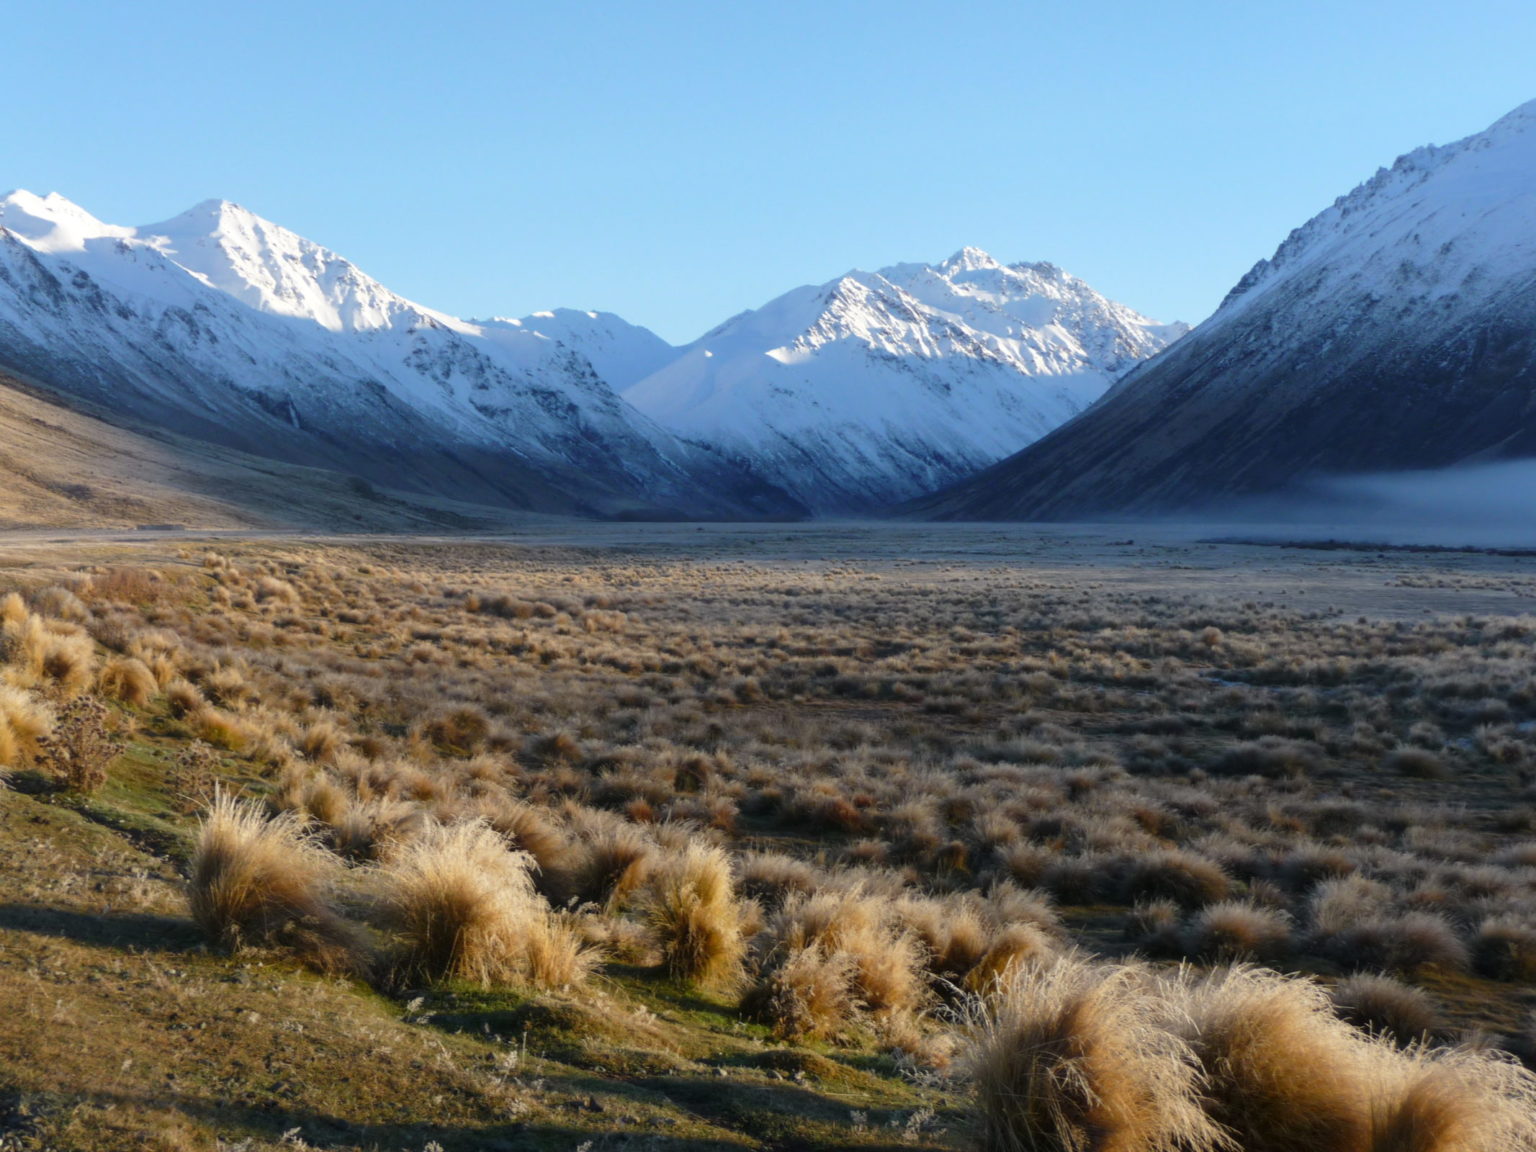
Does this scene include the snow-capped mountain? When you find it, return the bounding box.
[0,192,799,518]
[914,99,1536,520]
[623,248,1184,512]
[480,309,677,393]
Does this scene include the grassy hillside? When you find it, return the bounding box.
[0,370,543,531]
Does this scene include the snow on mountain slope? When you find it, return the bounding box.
[0,192,800,518]
[912,99,1536,521]
[481,309,678,393]
[622,248,1184,512]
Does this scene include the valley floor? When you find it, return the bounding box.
[1,522,1534,1150]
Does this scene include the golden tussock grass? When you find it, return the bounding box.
[0,682,53,767]
[97,655,158,708]
[1368,1046,1536,1152]
[644,840,746,989]
[373,819,594,990]
[964,954,1226,1152]
[742,942,860,1041]
[759,886,930,1020]
[1176,965,1378,1152]
[1331,974,1443,1047]
[187,792,353,972]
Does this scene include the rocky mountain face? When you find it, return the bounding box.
[0,192,800,519]
[0,192,1181,519]
[623,248,1184,512]
[912,100,1536,520]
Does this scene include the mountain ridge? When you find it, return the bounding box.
[909,98,1536,521]
[623,247,1184,512]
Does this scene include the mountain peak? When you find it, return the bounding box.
[132,198,459,333]
[939,246,1002,273]
[0,189,130,253]
[1486,96,1536,136]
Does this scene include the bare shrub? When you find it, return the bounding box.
[167,740,221,816]
[36,694,121,793]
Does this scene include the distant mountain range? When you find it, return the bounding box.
[0,193,794,520]
[625,249,1183,511]
[9,98,1534,528]
[0,192,1177,519]
[915,99,1536,520]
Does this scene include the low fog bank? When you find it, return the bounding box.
[1172,460,1536,550]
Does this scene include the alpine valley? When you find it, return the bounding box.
[0,193,1180,523]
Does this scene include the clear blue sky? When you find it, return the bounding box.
[8,1,1534,342]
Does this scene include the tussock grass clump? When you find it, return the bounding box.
[964,954,1224,1152]
[188,793,352,970]
[964,922,1058,994]
[1211,737,1319,778]
[1177,965,1377,1152]
[644,841,746,989]
[567,820,655,910]
[764,887,929,1018]
[1117,849,1231,909]
[1369,1046,1536,1152]
[894,894,991,981]
[374,820,593,989]
[741,943,859,1040]
[2,612,96,698]
[0,683,52,768]
[1330,973,1442,1047]
[477,796,573,886]
[1384,747,1450,780]
[97,655,158,708]
[414,705,491,755]
[1471,916,1536,982]
[1184,900,1291,963]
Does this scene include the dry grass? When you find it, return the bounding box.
[10,533,1536,1148]
[1331,973,1443,1047]
[964,954,1226,1152]
[0,682,53,767]
[1368,1046,1536,1152]
[373,819,593,989]
[645,841,746,989]
[187,792,352,971]
[1177,965,1379,1152]
[743,942,860,1040]
[97,654,158,707]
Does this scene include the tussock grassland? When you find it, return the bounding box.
[1,530,1536,1149]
